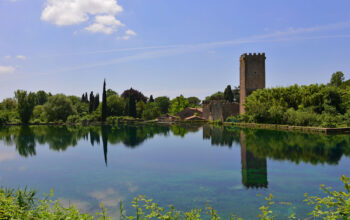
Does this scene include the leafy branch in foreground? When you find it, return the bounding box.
[1,175,350,219]
[304,175,350,219]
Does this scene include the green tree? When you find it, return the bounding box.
[106,89,117,98]
[329,71,345,87]
[107,95,124,116]
[35,90,49,105]
[224,85,234,102]
[187,96,201,107]
[136,101,146,118]
[169,95,189,114]
[44,94,76,122]
[15,90,36,124]
[32,105,45,121]
[0,98,17,111]
[233,86,240,103]
[142,102,161,120]
[94,93,100,110]
[149,95,154,102]
[89,92,94,113]
[101,80,107,122]
[121,88,147,103]
[154,96,170,114]
[205,91,225,101]
[128,93,137,117]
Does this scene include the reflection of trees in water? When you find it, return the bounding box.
[203,126,350,189]
[0,124,173,158]
[203,125,240,147]
[204,126,350,165]
[171,124,202,138]
[242,129,350,165]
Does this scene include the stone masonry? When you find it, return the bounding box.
[239,53,266,114]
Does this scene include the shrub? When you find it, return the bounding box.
[106,116,119,124]
[0,111,9,125]
[142,102,161,120]
[66,115,81,124]
[44,94,76,122]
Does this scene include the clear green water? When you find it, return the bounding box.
[0,124,350,219]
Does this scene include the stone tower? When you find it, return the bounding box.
[239,53,266,114]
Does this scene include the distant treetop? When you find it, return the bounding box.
[121,88,147,103]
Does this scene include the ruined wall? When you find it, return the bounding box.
[240,53,266,114]
[202,101,239,121]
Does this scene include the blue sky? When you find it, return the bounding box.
[1,0,350,100]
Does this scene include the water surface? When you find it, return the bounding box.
[0,124,349,219]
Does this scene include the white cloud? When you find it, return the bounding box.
[41,0,123,26]
[0,66,15,74]
[41,0,126,35]
[16,55,26,60]
[85,15,124,34]
[118,29,136,40]
[4,56,11,59]
[125,29,136,36]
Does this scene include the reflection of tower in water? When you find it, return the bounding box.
[240,131,268,189]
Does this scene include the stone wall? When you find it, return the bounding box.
[240,53,266,114]
[202,100,239,121]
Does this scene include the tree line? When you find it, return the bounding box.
[236,71,350,127]
[0,80,204,124]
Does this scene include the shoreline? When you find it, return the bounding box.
[2,120,350,134]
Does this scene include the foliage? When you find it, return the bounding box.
[32,105,46,122]
[3,175,349,220]
[169,95,189,114]
[107,95,125,117]
[126,94,137,118]
[34,90,49,105]
[102,80,107,122]
[121,88,147,103]
[44,94,76,122]
[66,115,81,124]
[0,188,108,220]
[205,91,225,101]
[142,102,161,120]
[329,71,345,87]
[243,84,350,127]
[15,90,36,124]
[154,96,170,114]
[106,89,117,98]
[304,175,350,219]
[136,101,146,118]
[149,95,154,102]
[224,85,234,102]
[0,111,9,125]
[0,98,17,111]
[187,96,201,107]
[69,95,89,116]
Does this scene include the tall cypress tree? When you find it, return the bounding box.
[101,79,107,121]
[89,91,94,113]
[224,85,234,102]
[129,93,136,117]
[94,93,100,111]
[149,95,154,102]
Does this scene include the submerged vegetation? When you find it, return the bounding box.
[1,175,349,219]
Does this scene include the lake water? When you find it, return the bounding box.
[0,124,350,219]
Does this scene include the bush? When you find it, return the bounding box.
[106,116,119,124]
[66,115,81,124]
[0,111,9,125]
[142,102,161,120]
[44,94,76,122]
